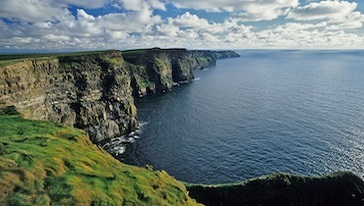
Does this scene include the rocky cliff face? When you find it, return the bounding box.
[123,48,219,97]
[0,51,138,143]
[0,49,239,143]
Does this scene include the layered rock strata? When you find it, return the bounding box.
[0,51,137,143]
[123,48,226,97]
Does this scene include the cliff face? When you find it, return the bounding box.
[0,51,138,143]
[123,49,218,97]
[0,49,239,143]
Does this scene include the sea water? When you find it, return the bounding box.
[122,50,364,184]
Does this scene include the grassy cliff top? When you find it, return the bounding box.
[122,47,187,54]
[0,48,187,64]
[0,106,200,205]
[0,50,120,66]
[0,48,239,66]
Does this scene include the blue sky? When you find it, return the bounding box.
[0,0,364,51]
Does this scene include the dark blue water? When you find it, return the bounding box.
[123,50,364,184]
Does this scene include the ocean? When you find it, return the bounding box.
[122,50,364,184]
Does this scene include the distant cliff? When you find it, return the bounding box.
[123,48,238,97]
[0,49,239,143]
[213,50,241,59]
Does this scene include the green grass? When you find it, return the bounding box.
[122,48,153,55]
[0,106,200,205]
[154,57,167,69]
[136,79,152,89]
[122,48,187,56]
[101,55,123,66]
[195,56,211,65]
[0,50,119,66]
[0,56,55,66]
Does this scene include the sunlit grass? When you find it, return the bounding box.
[0,50,118,66]
[0,107,200,205]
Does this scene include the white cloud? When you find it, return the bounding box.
[118,0,166,11]
[155,12,256,48]
[254,21,364,48]
[169,0,299,21]
[169,0,299,12]
[0,3,165,50]
[286,0,364,32]
[60,0,109,9]
[326,11,364,30]
[43,34,71,41]
[0,0,73,23]
[162,12,253,35]
[0,0,364,50]
[287,0,357,21]
[118,0,144,11]
[234,8,289,22]
[156,24,180,37]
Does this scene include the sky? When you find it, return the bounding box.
[0,0,364,51]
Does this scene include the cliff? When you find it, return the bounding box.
[0,49,238,143]
[0,51,138,143]
[123,48,220,97]
[187,172,364,206]
[213,50,241,59]
[0,106,201,205]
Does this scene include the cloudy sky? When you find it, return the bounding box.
[1,0,364,51]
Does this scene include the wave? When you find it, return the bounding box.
[139,121,149,128]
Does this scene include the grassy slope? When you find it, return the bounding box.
[187,172,364,206]
[0,107,200,206]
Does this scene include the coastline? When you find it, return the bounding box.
[1,49,364,205]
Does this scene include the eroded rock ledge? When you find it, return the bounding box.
[0,49,239,143]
